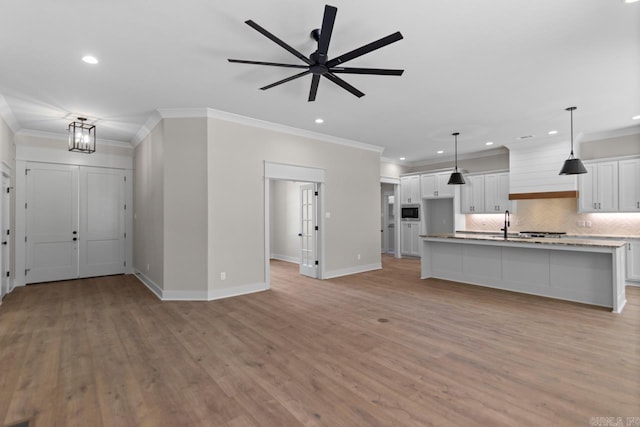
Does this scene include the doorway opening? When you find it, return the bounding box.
[264,162,325,288]
[381,182,396,255]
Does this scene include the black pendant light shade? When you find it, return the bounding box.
[559,107,587,175]
[448,132,465,185]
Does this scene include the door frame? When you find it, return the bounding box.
[381,177,401,259]
[0,161,12,300]
[264,161,325,288]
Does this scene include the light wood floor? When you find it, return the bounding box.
[1,256,639,426]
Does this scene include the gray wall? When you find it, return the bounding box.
[581,133,640,160]
[133,122,165,289]
[207,117,381,290]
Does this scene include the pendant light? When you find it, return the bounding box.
[447,132,465,185]
[559,107,587,175]
[68,117,96,153]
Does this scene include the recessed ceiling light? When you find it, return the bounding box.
[82,55,98,64]
[437,150,444,154]
[632,115,640,120]
[399,157,406,160]
[315,118,324,124]
[624,0,639,4]
[548,130,558,135]
[485,141,493,146]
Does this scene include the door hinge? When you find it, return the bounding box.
[6,271,9,277]
[315,225,319,231]
[315,260,319,266]
[314,191,318,196]
[6,229,9,236]
[124,204,127,210]
[25,168,30,175]
[5,187,10,193]
[25,236,27,242]
[124,232,127,238]
[25,202,27,209]
[124,176,127,182]
[25,268,30,276]
[124,261,127,267]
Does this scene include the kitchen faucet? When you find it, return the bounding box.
[501,210,510,239]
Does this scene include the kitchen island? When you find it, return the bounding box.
[420,233,627,313]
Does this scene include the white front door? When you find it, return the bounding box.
[25,163,126,284]
[299,183,318,278]
[79,167,126,278]
[26,163,79,283]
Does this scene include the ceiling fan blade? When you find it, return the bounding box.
[228,59,309,69]
[326,31,403,68]
[245,20,312,65]
[323,73,365,98]
[260,70,311,91]
[316,5,337,63]
[308,75,320,101]
[330,67,404,76]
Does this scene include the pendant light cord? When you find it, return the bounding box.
[453,132,459,171]
[567,106,577,158]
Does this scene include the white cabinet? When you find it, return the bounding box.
[579,161,618,212]
[619,159,640,212]
[485,173,510,213]
[400,222,421,256]
[400,175,420,204]
[420,173,453,199]
[627,240,640,282]
[460,172,510,214]
[461,175,485,213]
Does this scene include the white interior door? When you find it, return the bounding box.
[79,167,126,278]
[299,183,317,278]
[26,163,79,283]
[1,174,10,298]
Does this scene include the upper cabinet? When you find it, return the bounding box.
[400,175,420,204]
[420,172,453,199]
[619,159,640,212]
[461,172,510,214]
[578,161,619,212]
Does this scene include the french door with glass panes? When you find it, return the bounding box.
[25,162,126,284]
[299,183,318,278]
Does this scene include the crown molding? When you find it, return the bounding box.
[0,95,20,133]
[581,125,640,143]
[15,129,133,149]
[139,107,385,154]
[131,110,162,147]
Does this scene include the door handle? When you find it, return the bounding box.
[1,241,6,245]
[73,237,77,241]
[298,233,302,237]
[73,231,77,234]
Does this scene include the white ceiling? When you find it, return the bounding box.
[1,0,639,162]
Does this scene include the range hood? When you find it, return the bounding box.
[507,140,579,200]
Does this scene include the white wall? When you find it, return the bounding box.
[270,180,303,263]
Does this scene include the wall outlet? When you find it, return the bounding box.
[576,220,585,227]
[585,220,592,228]
[357,254,361,260]
[325,212,331,219]
[220,272,226,280]
[146,263,150,272]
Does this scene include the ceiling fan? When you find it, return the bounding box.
[228,4,404,102]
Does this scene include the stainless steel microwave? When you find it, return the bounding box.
[401,205,420,221]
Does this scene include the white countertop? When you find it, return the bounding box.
[422,233,627,248]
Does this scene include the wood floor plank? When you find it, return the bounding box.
[0,257,638,426]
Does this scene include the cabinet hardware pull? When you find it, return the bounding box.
[598,202,601,209]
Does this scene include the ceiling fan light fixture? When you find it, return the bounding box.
[559,106,587,175]
[68,117,96,153]
[447,132,465,185]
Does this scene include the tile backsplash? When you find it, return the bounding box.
[464,198,640,236]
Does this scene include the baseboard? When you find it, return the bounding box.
[627,282,640,287]
[133,270,268,301]
[133,270,163,300]
[208,282,269,301]
[323,263,382,279]
[270,254,300,264]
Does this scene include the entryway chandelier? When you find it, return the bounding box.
[68,117,96,153]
